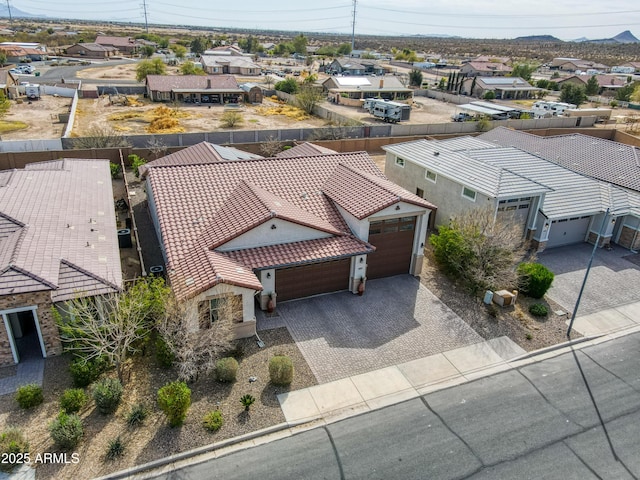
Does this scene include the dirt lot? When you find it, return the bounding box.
[2,95,72,140]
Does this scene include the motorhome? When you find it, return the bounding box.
[531,101,577,118]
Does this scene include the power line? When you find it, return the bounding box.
[363,6,640,18]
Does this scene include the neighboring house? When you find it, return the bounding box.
[0,69,20,99]
[239,82,263,104]
[554,59,610,73]
[554,74,629,95]
[199,55,261,75]
[0,45,45,63]
[383,130,640,252]
[203,46,247,57]
[464,76,539,99]
[327,58,385,76]
[66,43,118,59]
[142,142,436,340]
[145,74,244,103]
[459,61,513,77]
[0,160,123,366]
[620,62,640,73]
[94,35,142,55]
[322,76,412,105]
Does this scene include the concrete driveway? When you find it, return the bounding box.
[538,243,640,316]
[257,275,483,383]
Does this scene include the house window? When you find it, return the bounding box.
[425,170,437,183]
[395,157,405,168]
[462,187,477,201]
[199,294,243,329]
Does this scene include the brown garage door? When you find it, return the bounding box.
[367,216,416,279]
[276,258,351,302]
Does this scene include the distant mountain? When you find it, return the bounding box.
[514,35,562,42]
[580,30,639,44]
[0,5,41,18]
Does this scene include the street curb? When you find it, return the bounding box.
[508,334,603,362]
[93,422,292,480]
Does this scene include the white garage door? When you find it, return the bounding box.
[547,216,591,248]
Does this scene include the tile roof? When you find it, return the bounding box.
[200,180,343,249]
[276,143,337,158]
[139,142,261,176]
[0,159,122,299]
[383,140,551,199]
[463,62,512,72]
[95,35,138,47]
[224,236,374,270]
[479,127,640,193]
[323,164,437,219]
[145,74,241,93]
[146,147,416,299]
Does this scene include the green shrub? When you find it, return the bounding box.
[155,336,174,368]
[105,436,125,461]
[203,410,224,432]
[240,394,255,411]
[268,355,294,386]
[15,384,43,409]
[126,403,148,428]
[69,357,106,388]
[49,412,83,450]
[215,357,239,383]
[60,388,87,414]
[219,111,243,128]
[157,381,191,427]
[128,154,147,177]
[109,162,121,179]
[92,378,123,414]
[529,303,549,317]
[518,262,555,299]
[0,428,29,472]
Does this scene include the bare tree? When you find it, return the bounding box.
[146,136,169,159]
[259,136,284,157]
[72,126,131,149]
[430,207,531,293]
[56,278,168,382]
[157,291,237,382]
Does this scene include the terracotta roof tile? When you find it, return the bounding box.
[324,164,437,219]
[275,142,337,158]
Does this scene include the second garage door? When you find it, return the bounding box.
[276,258,351,302]
[547,216,591,248]
[367,216,416,279]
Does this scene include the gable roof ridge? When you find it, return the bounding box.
[4,264,57,290]
[59,259,122,292]
[336,162,394,191]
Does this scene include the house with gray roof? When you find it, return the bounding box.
[322,76,412,106]
[0,160,122,366]
[464,76,540,100]
[142,142,436,340]
[384,132,640,252]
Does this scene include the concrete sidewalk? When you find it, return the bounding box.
[278,300,640,426]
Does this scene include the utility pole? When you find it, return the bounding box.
[350,0,357,56]
[141,0,149,33]
[6,0,12,23]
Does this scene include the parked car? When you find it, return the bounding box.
[452,112,473,122]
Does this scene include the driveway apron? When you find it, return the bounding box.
[257,275,483,383]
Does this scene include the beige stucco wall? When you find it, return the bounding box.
[218,218,332,251]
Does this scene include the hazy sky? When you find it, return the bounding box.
[11,0,640,40]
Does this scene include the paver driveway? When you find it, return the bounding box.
[538,243,640,316]
[257,275,483,383]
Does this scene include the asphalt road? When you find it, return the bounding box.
[147,331,640,480]
[37,58,139,84]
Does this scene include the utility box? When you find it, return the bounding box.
[492,289,516,307]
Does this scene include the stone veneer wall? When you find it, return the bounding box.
[618,225,640,250]
[0,291,62,366]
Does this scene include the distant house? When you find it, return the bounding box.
[620,62,640,73]
[66,43,118,59]
[552,58,610,73]
[199,55,261,76]
[0,160,122,366]
[0,45,46,63]
[327,57,385,76]
[464,76,539,99]
[94,35,143,55]
[459,61,513,77]
[145,74,244,103]
[554,74,629,95]
[322,76,412,106]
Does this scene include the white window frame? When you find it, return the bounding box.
[395,157,405,168]
[462,186,477,202]
[425,169,437,183]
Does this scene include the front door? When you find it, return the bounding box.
[2,307,46,363]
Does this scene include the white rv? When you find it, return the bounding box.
[531,101,577,118]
